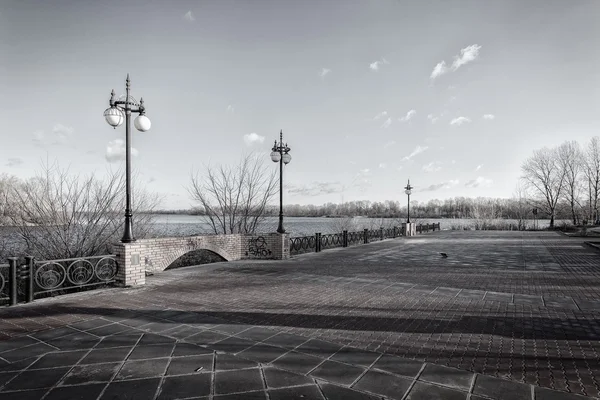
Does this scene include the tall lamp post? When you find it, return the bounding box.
[270,130,291,233]
[103,74,151,243]
[404,179,413,223]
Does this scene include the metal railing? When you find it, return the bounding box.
[289,223,441,256]
[1,255,118,307]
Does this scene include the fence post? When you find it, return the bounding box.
[379,227,384,241]
[363,229,368,244]
[315,233,321,252]
[24,256,34,303]
[343,230,348,247]
[8,257,18,306]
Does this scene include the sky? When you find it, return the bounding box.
[1,0,599,210]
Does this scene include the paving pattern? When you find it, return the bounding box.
[0,230,599,399]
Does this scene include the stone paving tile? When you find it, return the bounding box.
[417,363,474,391]
[210,336,256,353]
[2,367,71,391]
[100,377,161,400]
[371,354,423,379]
[472,374,532,400]
[214,391,266,399]
[80,346,133,364]
[0,389,49,400]
[330,347,381,367]
[405,381,467,400]
[236,326,278,342]
[166,354,213,375]
[61,362,121,385]
[28,349,88,369]
[271,351,325,375]
[115,358,170,380]
[238,343,289,364]
[269,384,324,399]
[128,343,175,360]
[353,369,412,399]
[157,373,211,399]
[310,360,365,386]
[172,342,212,357]
[263,332,310,349]
[94,333,142,349]
[215,352,259,370]
[44,382,106,400]
[318,381,383,400]
[0,342,57,363]
[214,368,264,395]
[263,366,315,388]
[296,339,344,359]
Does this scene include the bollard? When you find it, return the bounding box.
[363,229,368,244]
[25,256,35,303]
[8,257,18,306]
[343,230,348,247]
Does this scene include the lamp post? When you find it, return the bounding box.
[270,130,291,233]
[103,74,151,243]
[404,179,413,224]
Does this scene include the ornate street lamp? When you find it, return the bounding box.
[404,179,413,224]
[103,74,151,243]
[270,130,291,233]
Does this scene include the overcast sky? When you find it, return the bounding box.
[1,0,599,209]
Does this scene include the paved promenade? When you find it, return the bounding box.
[0,231,599,399]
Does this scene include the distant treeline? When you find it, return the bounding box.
[166,196,566,220]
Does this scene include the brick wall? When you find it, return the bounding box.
[112,233,289,287]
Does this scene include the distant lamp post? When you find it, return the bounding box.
[270,130,291,233]
[103,74,151,243]
[404,179,413,223]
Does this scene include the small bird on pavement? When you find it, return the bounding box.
[440,252,448,258]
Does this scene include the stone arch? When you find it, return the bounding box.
[159,244,233,272]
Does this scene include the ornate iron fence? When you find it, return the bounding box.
[289,223,440,256]
[1,255,118,307]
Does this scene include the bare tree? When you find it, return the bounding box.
[512,182,531,230]
[188,154,278,234]
[10,161,160,260]
[583,136,600,224]
[558,141,583,225]
[521,147,566,228]
[0,174,21,226]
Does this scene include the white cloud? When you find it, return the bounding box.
[430,61,448,80]
[465,176,493,188]
[429,44,482,82]
[483,114,495,120]
[450,116,471,126]
[106,139,139,163]
[183,11,195,22]
[380,117,392,129]
[147,177,156,184]
[452,44,482,71]
[427,114,438,124]
[5,158,23,167]
[399,110,416,122]
[369,57,389,71]
[32,123,75,147]
[475,164,483,171]
[402,145,429,161]
[227,105,234,112]
[288,181,343,196]
[383,140,396,149]
[319,68,331,78]
[451,160,456,164]
[379,163,386,169]
[373,111,388,120]
[421,179,459,192]
[243,132,265,146]
[422,161,442,173]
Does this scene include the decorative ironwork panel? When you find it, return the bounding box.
[290,235,317,255]
[320,233,343,250]
[33,255,118,295]
[0,264,8,303]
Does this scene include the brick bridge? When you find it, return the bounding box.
[112,233,289,286]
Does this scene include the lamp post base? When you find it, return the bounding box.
[121,214,136,243]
